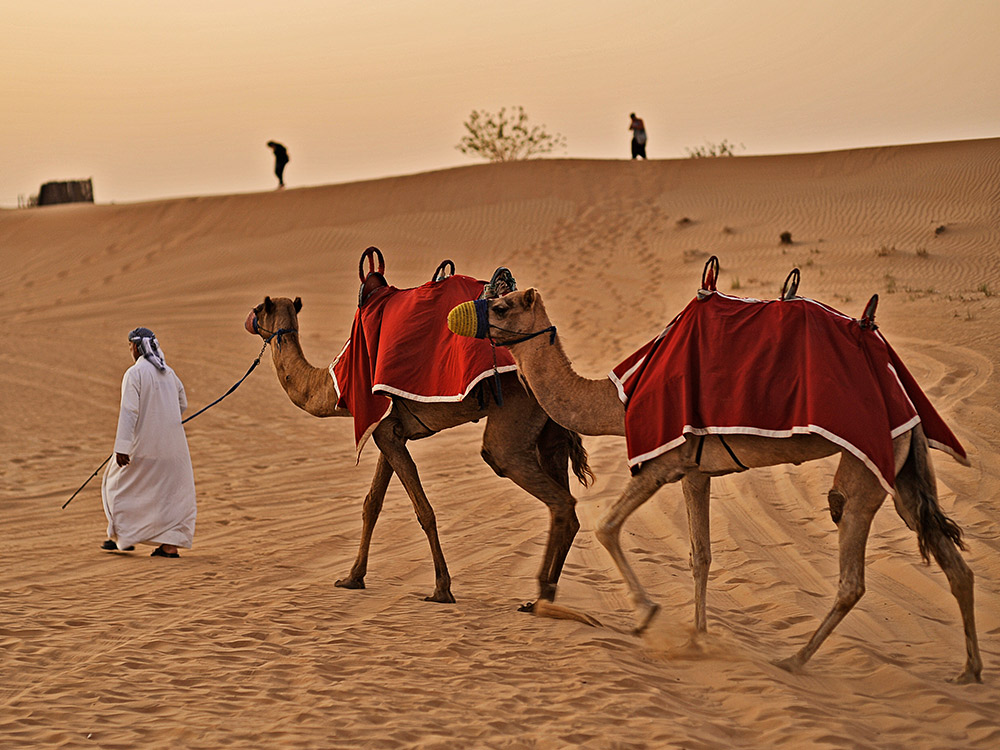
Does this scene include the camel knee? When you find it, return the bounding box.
[595,519,619,550]
[935,546,974,599]
[690,546,711,575]
[836,578,865,610]
[414,507,438,534]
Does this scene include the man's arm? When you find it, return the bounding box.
[113,368,141,456]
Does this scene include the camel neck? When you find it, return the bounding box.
[270,335,349,418]
[509,334,625,437]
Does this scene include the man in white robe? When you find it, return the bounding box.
[101,327,197,557]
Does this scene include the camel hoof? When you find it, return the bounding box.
[772,656,805,674]
[425,592,456,604]
[950,668,983,685]
[632,603,661,636]
[335,577,365,590]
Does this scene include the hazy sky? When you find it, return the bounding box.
[4,0,998,206]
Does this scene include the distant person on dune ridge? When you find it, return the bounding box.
[267,140,289,188]
[101,327,197,558]
[629,113,647,160]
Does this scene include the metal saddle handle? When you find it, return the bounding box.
[358,246,388,307]
[701,256,720,291]
[780,268,801,300]
[359,246,386,282]
[860,294,879,330]
[432,259,456,283]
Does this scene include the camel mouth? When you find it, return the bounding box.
[447,299,489,338]
[244,310,259,335]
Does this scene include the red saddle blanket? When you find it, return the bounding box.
[330,274,516,455]
[609,291,967,491]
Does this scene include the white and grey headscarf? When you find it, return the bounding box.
[128,327,166,371]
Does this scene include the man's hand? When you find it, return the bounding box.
[115,452,130,467]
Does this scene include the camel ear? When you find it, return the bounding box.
[293,296,302,313]
[522,288,536,309]
[263,296,274,313]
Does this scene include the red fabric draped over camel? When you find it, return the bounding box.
[610,291,967,492]
[331,274,516,455]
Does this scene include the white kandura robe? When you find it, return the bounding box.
[102,357,197,549]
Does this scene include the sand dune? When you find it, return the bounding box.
[2,139,999,748]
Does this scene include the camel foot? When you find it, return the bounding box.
[335,577,365,590]
[424,591,456,604]
[772,655,806,674]
[632,603,661,636]
[949,667,983,685]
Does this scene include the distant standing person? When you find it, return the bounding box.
[101,327,197,558]
[629,113,647,160]
[267,140,289,188]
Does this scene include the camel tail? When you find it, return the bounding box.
[538,420,595,489]
[566,428,595,488]
[897,424,965,563]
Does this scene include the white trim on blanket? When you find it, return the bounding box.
[608,364,639,404]
[372,364,519,403]
[626,421,926,496]
[335,362,520,460]
[328,340,352,402]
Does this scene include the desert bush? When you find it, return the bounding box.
[456,106,566,162]
[686,139,745,158]
[779,231,793,244]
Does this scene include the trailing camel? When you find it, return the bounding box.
[246,294,591,607]
[447,275,981,683]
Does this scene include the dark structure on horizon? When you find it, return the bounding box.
[37,179,94,206]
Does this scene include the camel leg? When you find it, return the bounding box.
[336,452,394,590]
[682,471,712,632]
[776,455,885,672]
[481,416,580,604]
[892,432,982,683]
[372,418,455,604]
[597,460,685,633]
[924,532,981,683]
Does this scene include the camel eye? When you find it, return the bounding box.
[494,303,508,317]
[253,303,263,314]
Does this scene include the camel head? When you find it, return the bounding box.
[246,296,302,341]
[448,288,555,347]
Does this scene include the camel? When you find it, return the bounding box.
[447,284,982,683]
[245,294,592,607]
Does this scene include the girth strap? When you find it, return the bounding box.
[696,434,749,471]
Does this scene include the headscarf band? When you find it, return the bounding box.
[128,327,166,371]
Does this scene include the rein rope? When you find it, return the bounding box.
[488,324,557,347]
[61,325,292,510]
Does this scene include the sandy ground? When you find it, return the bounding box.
[2,139,999,749]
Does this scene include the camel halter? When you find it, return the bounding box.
[447,298,557,347]
[248,312,298,348]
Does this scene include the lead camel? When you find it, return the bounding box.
[246,294,591,607]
